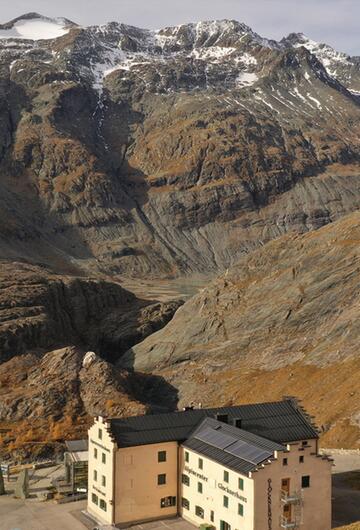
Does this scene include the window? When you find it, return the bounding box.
[283,458,288,466]
[216,414,228,423]
[158,450,167,462]
[195,506,204,519]
[98,428,102,440]
[158,473,166,485]
[210,510,214,522]
[102,475,106,487]
[224,470,229,483]
[238,478,244,491]
[161,496,176,508]
[220,521,231,530]
[182,474,190,486]
[238,503,244,517]
[302,475,310,488]
[299,456,304,463]
[102,453,106,464]
[182,497,190,510]
[99,499,107,512]
[198,458,203,470]
[185,451,189,463]
[302,441,308,447]
[94,447,97,459]
[92,493,98,505]
[223,495,229,508]
[93,470,97,481]
[198,482,203,494]
[282,478,289,488]
[235,419,242,428]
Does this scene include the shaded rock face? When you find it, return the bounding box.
[0,260,182,364]
[1,17,360,277]
[120,213,360,447]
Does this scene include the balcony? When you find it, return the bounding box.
[281,490,302,504]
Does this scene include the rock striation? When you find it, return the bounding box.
[0,16,360,276]
[0,260,182,364]
[120,212,360,447]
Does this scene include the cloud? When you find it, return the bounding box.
[1,0,359,55]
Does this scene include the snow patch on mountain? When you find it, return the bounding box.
[237,72,258,87]
[286,33,351,78]
[90,48,128,92]
[191,46,236,60]
[0,17,71,41]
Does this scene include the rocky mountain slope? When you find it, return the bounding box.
[0,260,180,457]
[0,260,181,364]
[0,347,144,459]
[120,212,360,447]
[1,13,360,454]
[1,14,360,276]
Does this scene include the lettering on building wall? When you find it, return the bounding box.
[217,483,247,503]
[93,485,106,496]
[267,478,272,530]
[184,466,209,482]
[90,439,111,453]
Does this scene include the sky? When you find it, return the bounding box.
[1,0,359,55]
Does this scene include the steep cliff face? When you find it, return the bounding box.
[0,261,181,456]
[1,16,360,277]
[0,260,181,363]
[120,212,360,447]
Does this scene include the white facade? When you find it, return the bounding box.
[180,447,254,530]
[179,440,332,530]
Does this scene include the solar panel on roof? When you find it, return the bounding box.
[195,428,237,449]
[225,439,272,464]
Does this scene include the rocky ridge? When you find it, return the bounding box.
[1,15,360,276]
[0,260,181,364]
[0,260,181,457]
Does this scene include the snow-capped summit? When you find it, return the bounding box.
[282,32,352,79]
[1,14,360,95]
[0,12,77,41]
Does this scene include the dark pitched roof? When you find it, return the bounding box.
[183,417,286,475]
[108,399,318,448]
[65,439,88,452]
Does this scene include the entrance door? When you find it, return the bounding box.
[283,504,292,523]
[220,521,231,530]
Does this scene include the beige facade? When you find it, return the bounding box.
[114,441,179,525]
[88,417,179,526]
[87,411,332,530]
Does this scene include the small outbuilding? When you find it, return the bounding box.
[64,439,89,493]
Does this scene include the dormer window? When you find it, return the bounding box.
[216,414,228,424]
